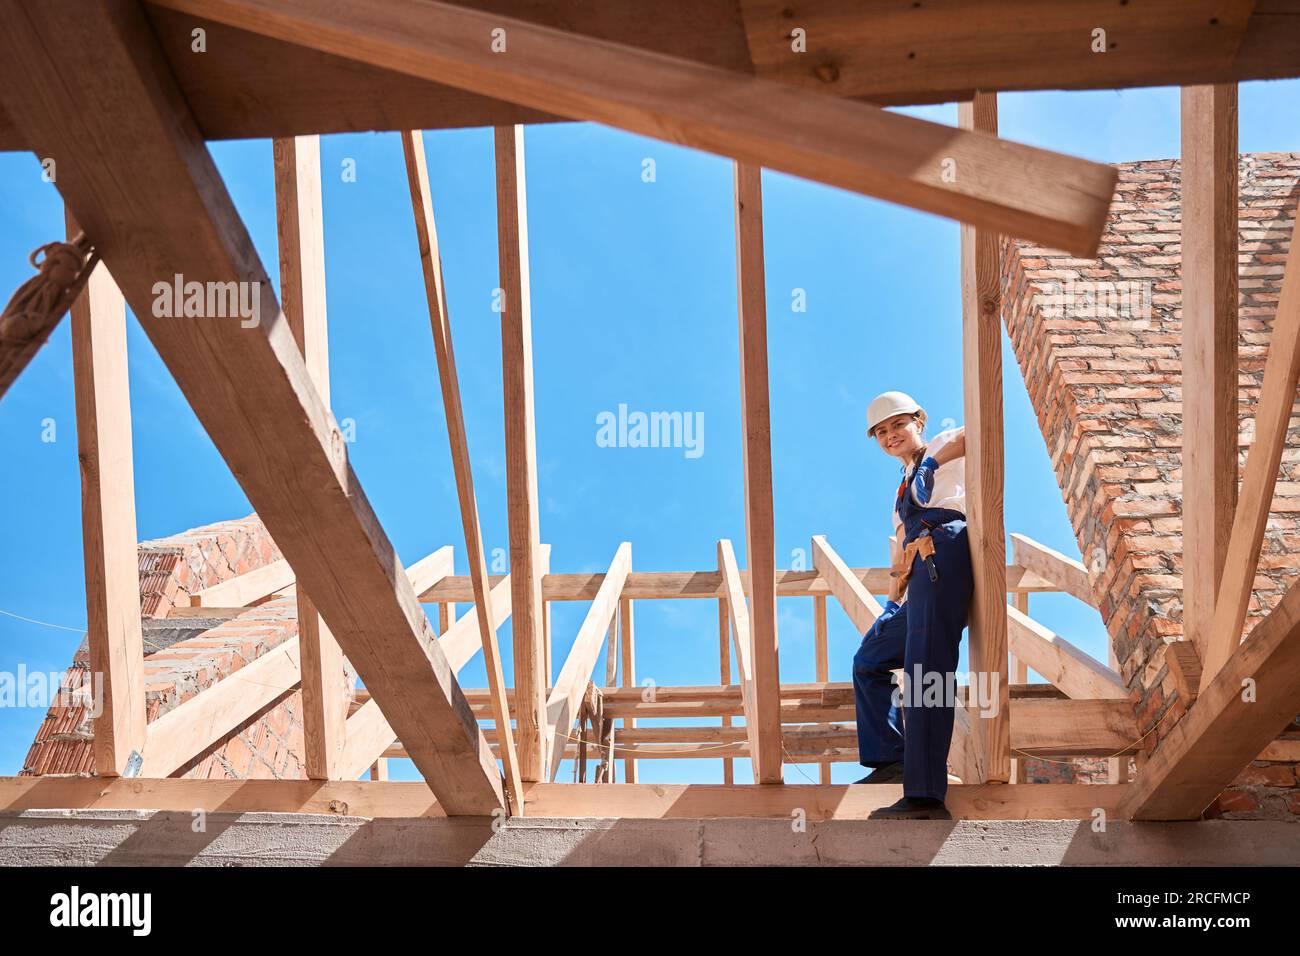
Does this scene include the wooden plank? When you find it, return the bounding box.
[0,776,1130,821]
[494,124,547,784]
[423,564,1055,603]
[813,594,830,784]
[188,557,295,608]
[1201,211,1300,689]
[141,638,301,778]
[4,3,1296,152]
[67,210,145,777]
[810,535,883,635]
[1009,534,1094,607]
[545,543,632,781]
[619,596,637,784]
[959,93,1009,785]
[1181,83,1241,667]
[147,0,1117,256]
[718,597,734,785]
[718,539,761,784]
[0,0,503,815]
[1122,577,1300,820]
[274,131,349,782]
[1006,605,1129,700]
[734,162,784,784]
[740,0,1269,102]
[406,546,454,597]
[403,127,521,810]
[338,565,514,781]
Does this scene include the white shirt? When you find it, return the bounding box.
[888,427,966,568]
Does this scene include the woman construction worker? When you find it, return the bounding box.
[853,391,973,820]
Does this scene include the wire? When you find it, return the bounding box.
[0,606,86,633]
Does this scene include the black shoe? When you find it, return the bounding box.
[851,761,904,784]
[869,796,952,820]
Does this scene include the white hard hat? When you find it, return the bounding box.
[867,391,923,434]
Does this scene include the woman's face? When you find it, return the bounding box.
[872,413,924,461]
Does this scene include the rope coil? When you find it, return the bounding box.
[0,233,99,344]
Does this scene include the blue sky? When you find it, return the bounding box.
[2,81,1297,782]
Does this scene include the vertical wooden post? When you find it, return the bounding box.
[494,124,548,783]
[619,596,637,783]
[814,595,830,784]
[1009,591,1030,783]
[733,162,784,784]
[1180,84,1239,668]
[719,598,734,785]
[68,209,146,777]
[958,94,1011,784]
[275,134,349,781]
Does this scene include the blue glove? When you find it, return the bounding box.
[911,455,940,505]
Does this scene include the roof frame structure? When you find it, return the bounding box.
[0,1,1298,825]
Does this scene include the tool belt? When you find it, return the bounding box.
[890,533,937,601]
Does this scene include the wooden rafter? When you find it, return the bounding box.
[3,3,1294,152]
[67,210,145,777]
[494,124,547,784]
[1006,606,1129,700]
[0,0,504,814]
[402,127,522,811]
[1200,212,1300,689]
[1009,534,1094,607]
[811,535,883,635]
[545,543,631,781]
[718,539,761,784]
[142,0,1117,255]
[1122,576,1300,820]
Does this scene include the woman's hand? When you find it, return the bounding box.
[932,427,965,465]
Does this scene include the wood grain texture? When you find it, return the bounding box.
[1180,84,1239,667]
[734,163,784,784]
[959,93,1009,784]
[1201,211,1300,689]
[494,124,547,784]
[0,1,503,814]
[142,0,1118,255]
[67,210,145,777]
[403,128,522,810]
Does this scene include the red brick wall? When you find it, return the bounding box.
[22,516,323,780]
[1002,151,1300,817]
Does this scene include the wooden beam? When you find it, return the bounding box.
[494,124,547,784]
[1009,534,1094,607]
[141,637,301,778]
[1006,606,1129,700]
[421,563,1057,602]
[545,543,632,781]
[188,558,295,608]
[67,210,145,777]
[813,594,830,784]
[811,535,883,635]
[1201,211,1300,689]
[959,92,1010,785]
[338,563,515,781]
[718,539,762,783]
[403,127,521,810]
[406,546,454,598]
[147,0,1117,256]
[734,162,784,784]
[3,3,1295,152]
[718,596,735,785]
[1122,577,1300,820]
[0,775,1130,821]
[1181,83,1240,667]
[0,0,504,814]
[619,596,637,784]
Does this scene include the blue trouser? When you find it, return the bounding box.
[852,513,973,801]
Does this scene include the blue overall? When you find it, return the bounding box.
[852,456,974,801]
